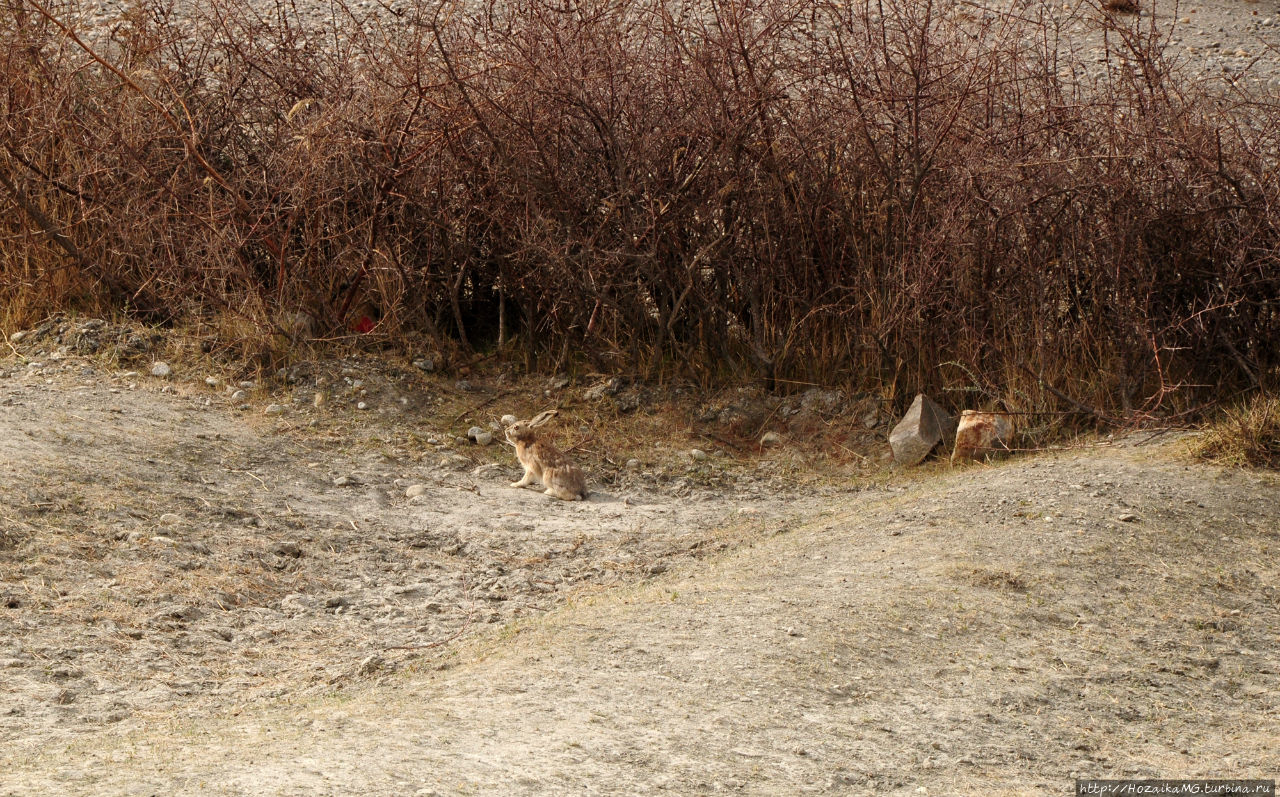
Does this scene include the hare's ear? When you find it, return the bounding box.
[530,409,558,427]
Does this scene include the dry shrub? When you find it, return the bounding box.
[1,0,1278,419]
[1189,393,1280,469]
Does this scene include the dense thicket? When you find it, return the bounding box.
[2,0,1277,417]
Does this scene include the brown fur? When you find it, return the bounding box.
[505,411,588,501]
[952,410,1015,463]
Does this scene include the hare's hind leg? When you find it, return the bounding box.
[544,485,582,501]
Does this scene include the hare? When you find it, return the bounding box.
[952,410,1015,463]
[504,410,588,501]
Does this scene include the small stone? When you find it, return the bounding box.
[625,458,641,470]
[690,448,708,461]
[239,381,256,389]
[584,377,624,401]
[1117,513,1139,523]
[230,390,246,402]
[150,362,172,378]
[263,404,286,416]
[440,455,471,471]
[357,401,369,410]
[157,513,184,526]
[9,331,27,344]
[500,414,518,427]
[333,476,354,487]
[204,376,220,387]
[405,484,429,498]
[759,431,782,447]
[271,542,303,558]
[413,358,434,372]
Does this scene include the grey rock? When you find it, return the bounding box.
[280,593,315,613]
[500,414,518,427]
[584,377,624,401]
[230,390,246,402]
[271,542,303,558]
[440,454,472,471]
[889,394,955,466]
[263,404,286,416]
[150,362,172,379]
[471,463,504,480]
[405,484,429,498]
[150,604,204,623]
[204,376,220,388]
[800,388,843,412]
[356,401,369,410]
[690,448,708,461]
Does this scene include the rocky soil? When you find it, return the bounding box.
[0,318,847,759]
[63,0,1280,92]
[1,318,1278,795]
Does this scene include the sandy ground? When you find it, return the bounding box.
[1,320,1278,796]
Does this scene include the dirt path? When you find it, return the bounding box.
[2,343,1277,795]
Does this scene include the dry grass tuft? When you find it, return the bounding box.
[1189,393,1280,469]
